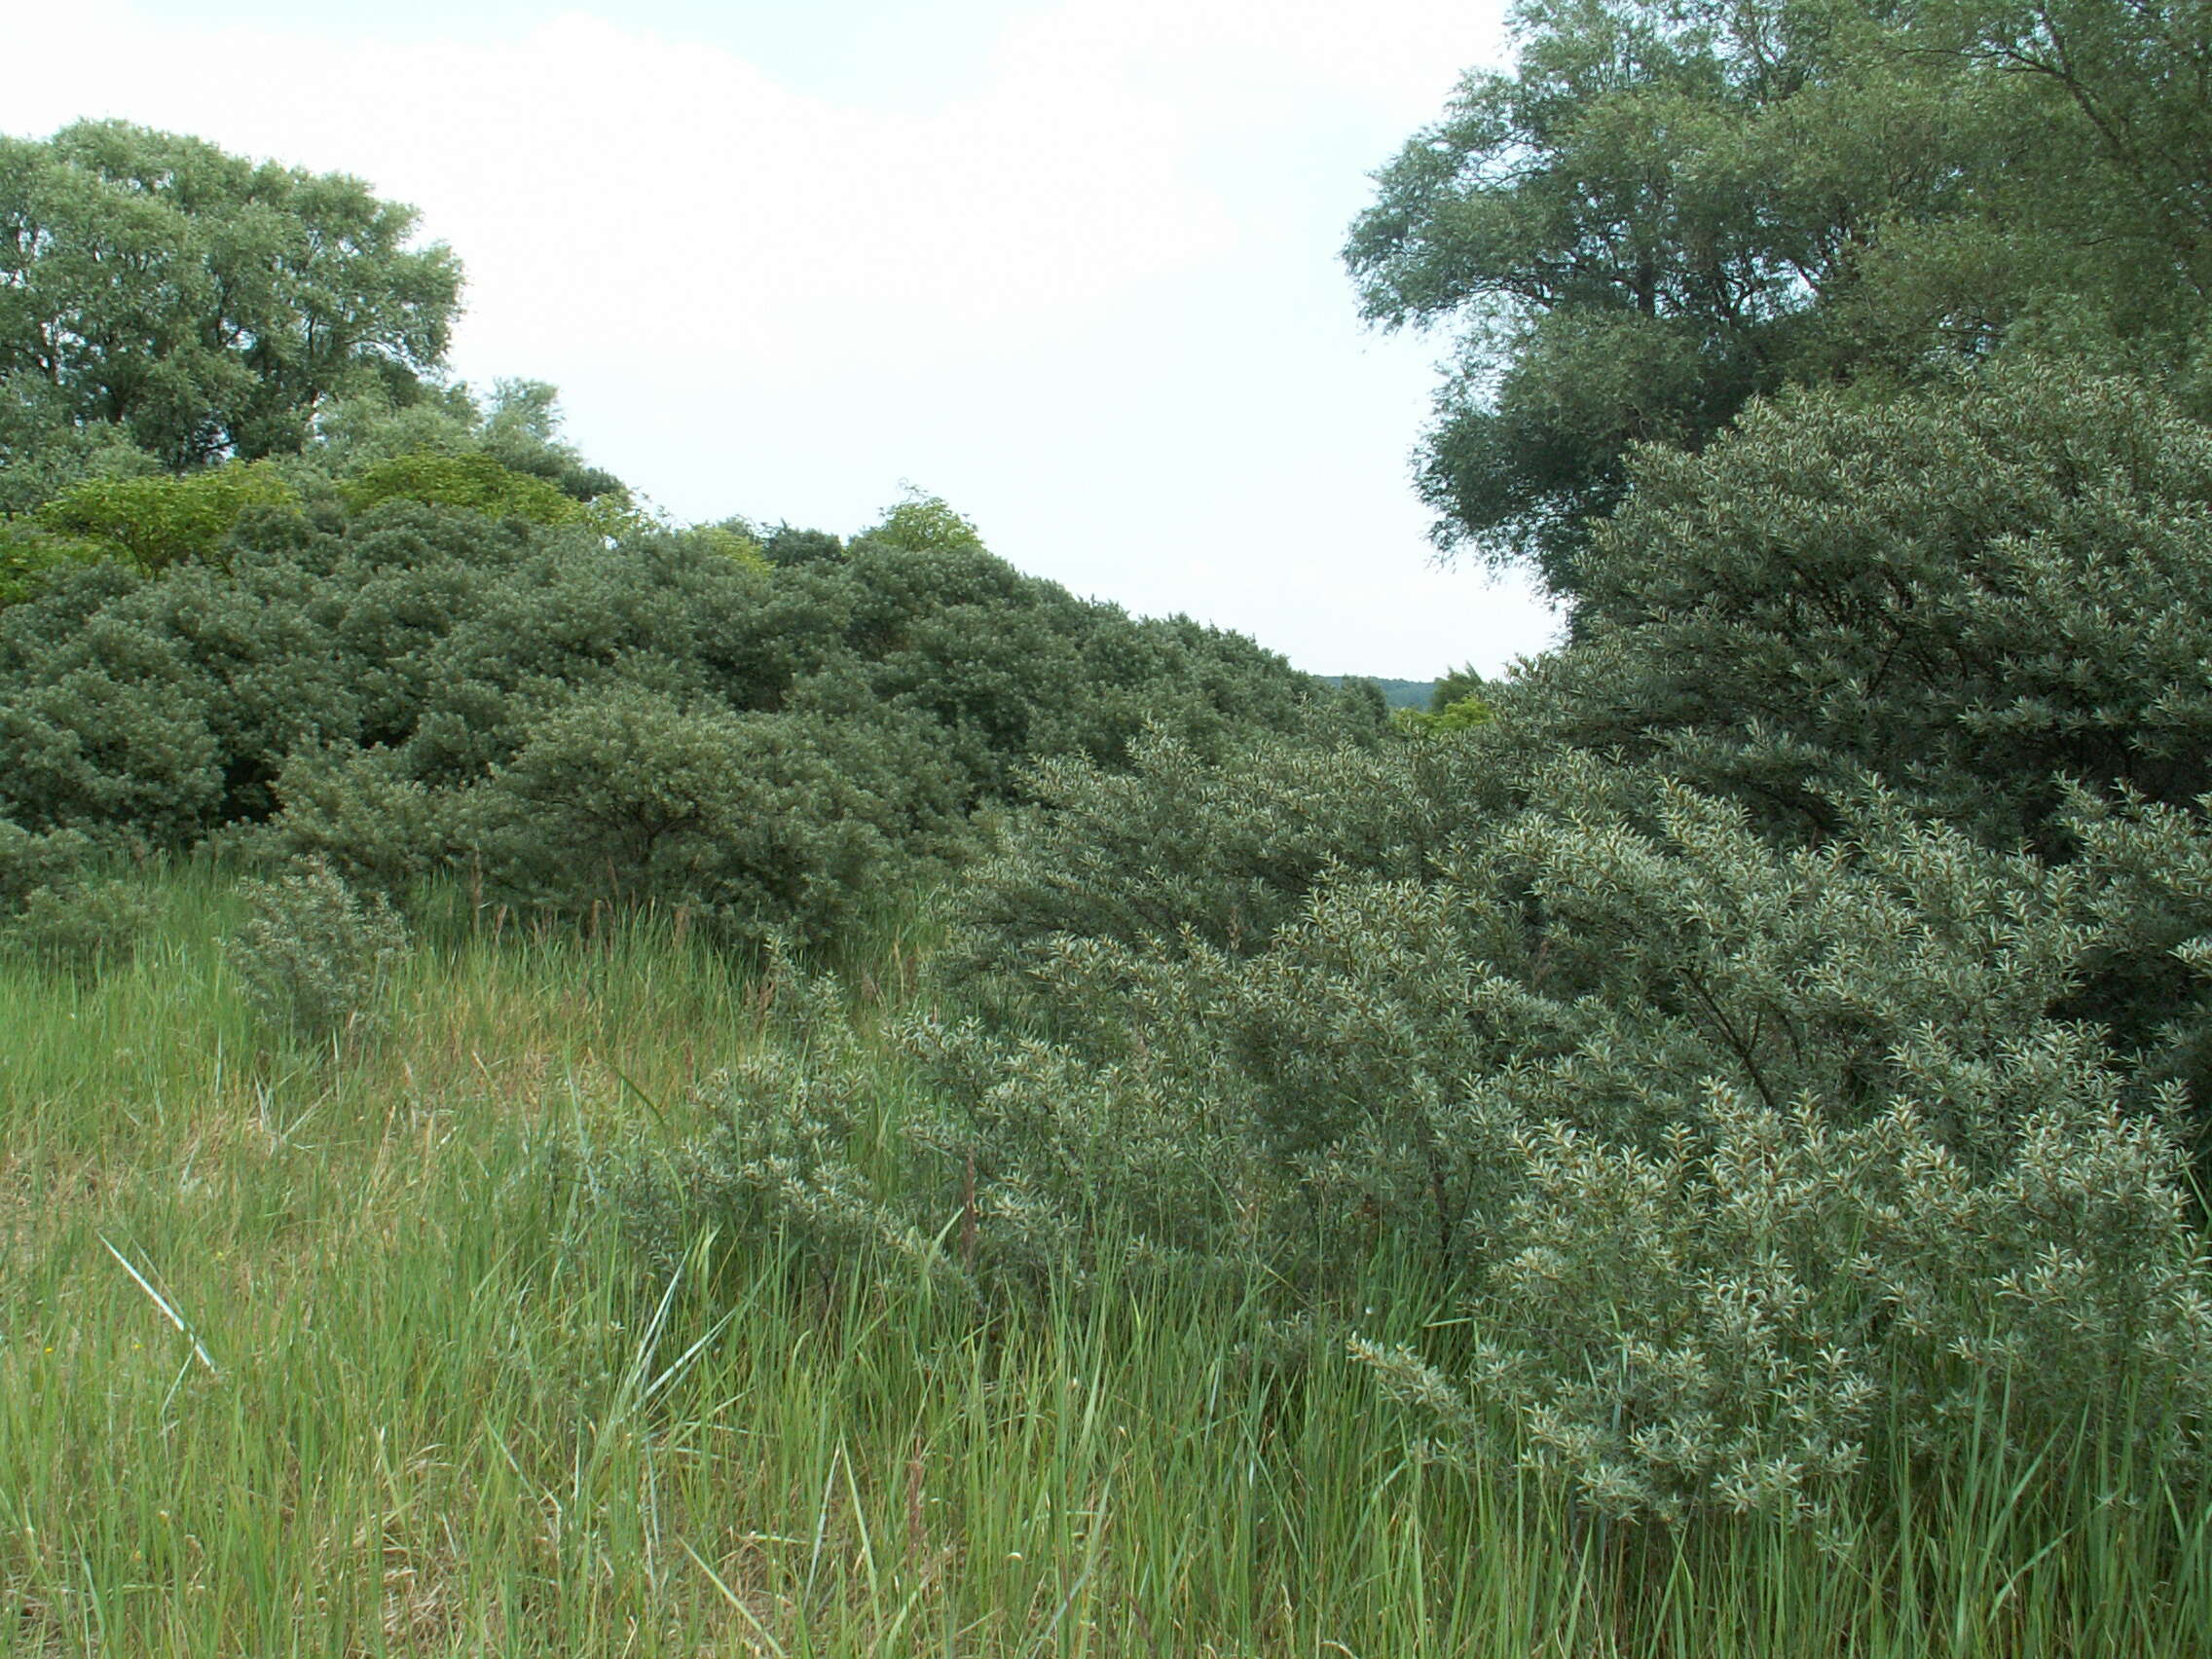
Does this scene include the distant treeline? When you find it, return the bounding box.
[1323,674,1435,711]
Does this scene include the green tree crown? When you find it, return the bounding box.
[1347,0,2212,594]
[0,121,461,470]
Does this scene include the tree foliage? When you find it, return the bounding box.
[37,458,298,570]
[338,450,592,527]
[0,121,461,469]
[1347,0,2212,592]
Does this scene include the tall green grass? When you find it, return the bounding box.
[1,866,2204,1655]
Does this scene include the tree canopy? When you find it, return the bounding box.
[1346,0,2212,595]
[0,120,461,471]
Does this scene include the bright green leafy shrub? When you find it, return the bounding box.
[303,380,632,513]
[683,524,770,571]
[0,523,117,606]
[339,450,590,526]
[1392,693,1493,736]
[36,459,298,571]
[856,490,986,555]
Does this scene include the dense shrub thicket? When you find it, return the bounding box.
[0,485,1367,948]
[903,753,2212,1524]
[1520,365,2212,846]
[1,123,1364,951]
[645,366,2212,1534]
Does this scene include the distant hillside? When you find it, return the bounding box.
[1322,675,1436,711]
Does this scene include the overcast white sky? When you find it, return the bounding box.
[2,0,1562,679]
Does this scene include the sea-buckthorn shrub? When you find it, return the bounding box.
[616,941,945,1286]
[226,856,412,1048]
[0,486,1352,951]
[337,450,592,527]
[265,743,457,900]
[0,528,366,841]
[0,817,152,975]
[0,819,95,908]
[1476,366,2212,1159]
[1,877,155,975]
[944,726,1493,1021]
[1351,1067,2211,1533]
[829,529,1375,797]
[0,607,228,846]
[1507,365,2212,848]
[459,685,967,950]
[2060,785,2212,1110]
[908,755,2212,1519]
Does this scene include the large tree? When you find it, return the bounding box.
[1346,0,2212,597]
[0,120,461,471]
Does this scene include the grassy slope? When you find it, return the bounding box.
[1,868,2205,1656]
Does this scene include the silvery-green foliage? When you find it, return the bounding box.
[1421,362,2212,1146]
[226,856,411,1047]
[617,941,944,1284]
[900,1009,1263,1292]
[0,817,152,973]
[2060,786,2212,1103]
[0,596,228,846]
[2,490,1350,955]
[459,684,963,950]
[1511,365,2212,846]
[946,727,1489,1017]
[1357,1071,2209,1531]
[827,534,1375,797]
[266,743,455,900]
[936,757,2111,1261]
[0,819,94,908]
[2,876,155,975]
[0,520,373,842]
[926,752,2212,1518]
